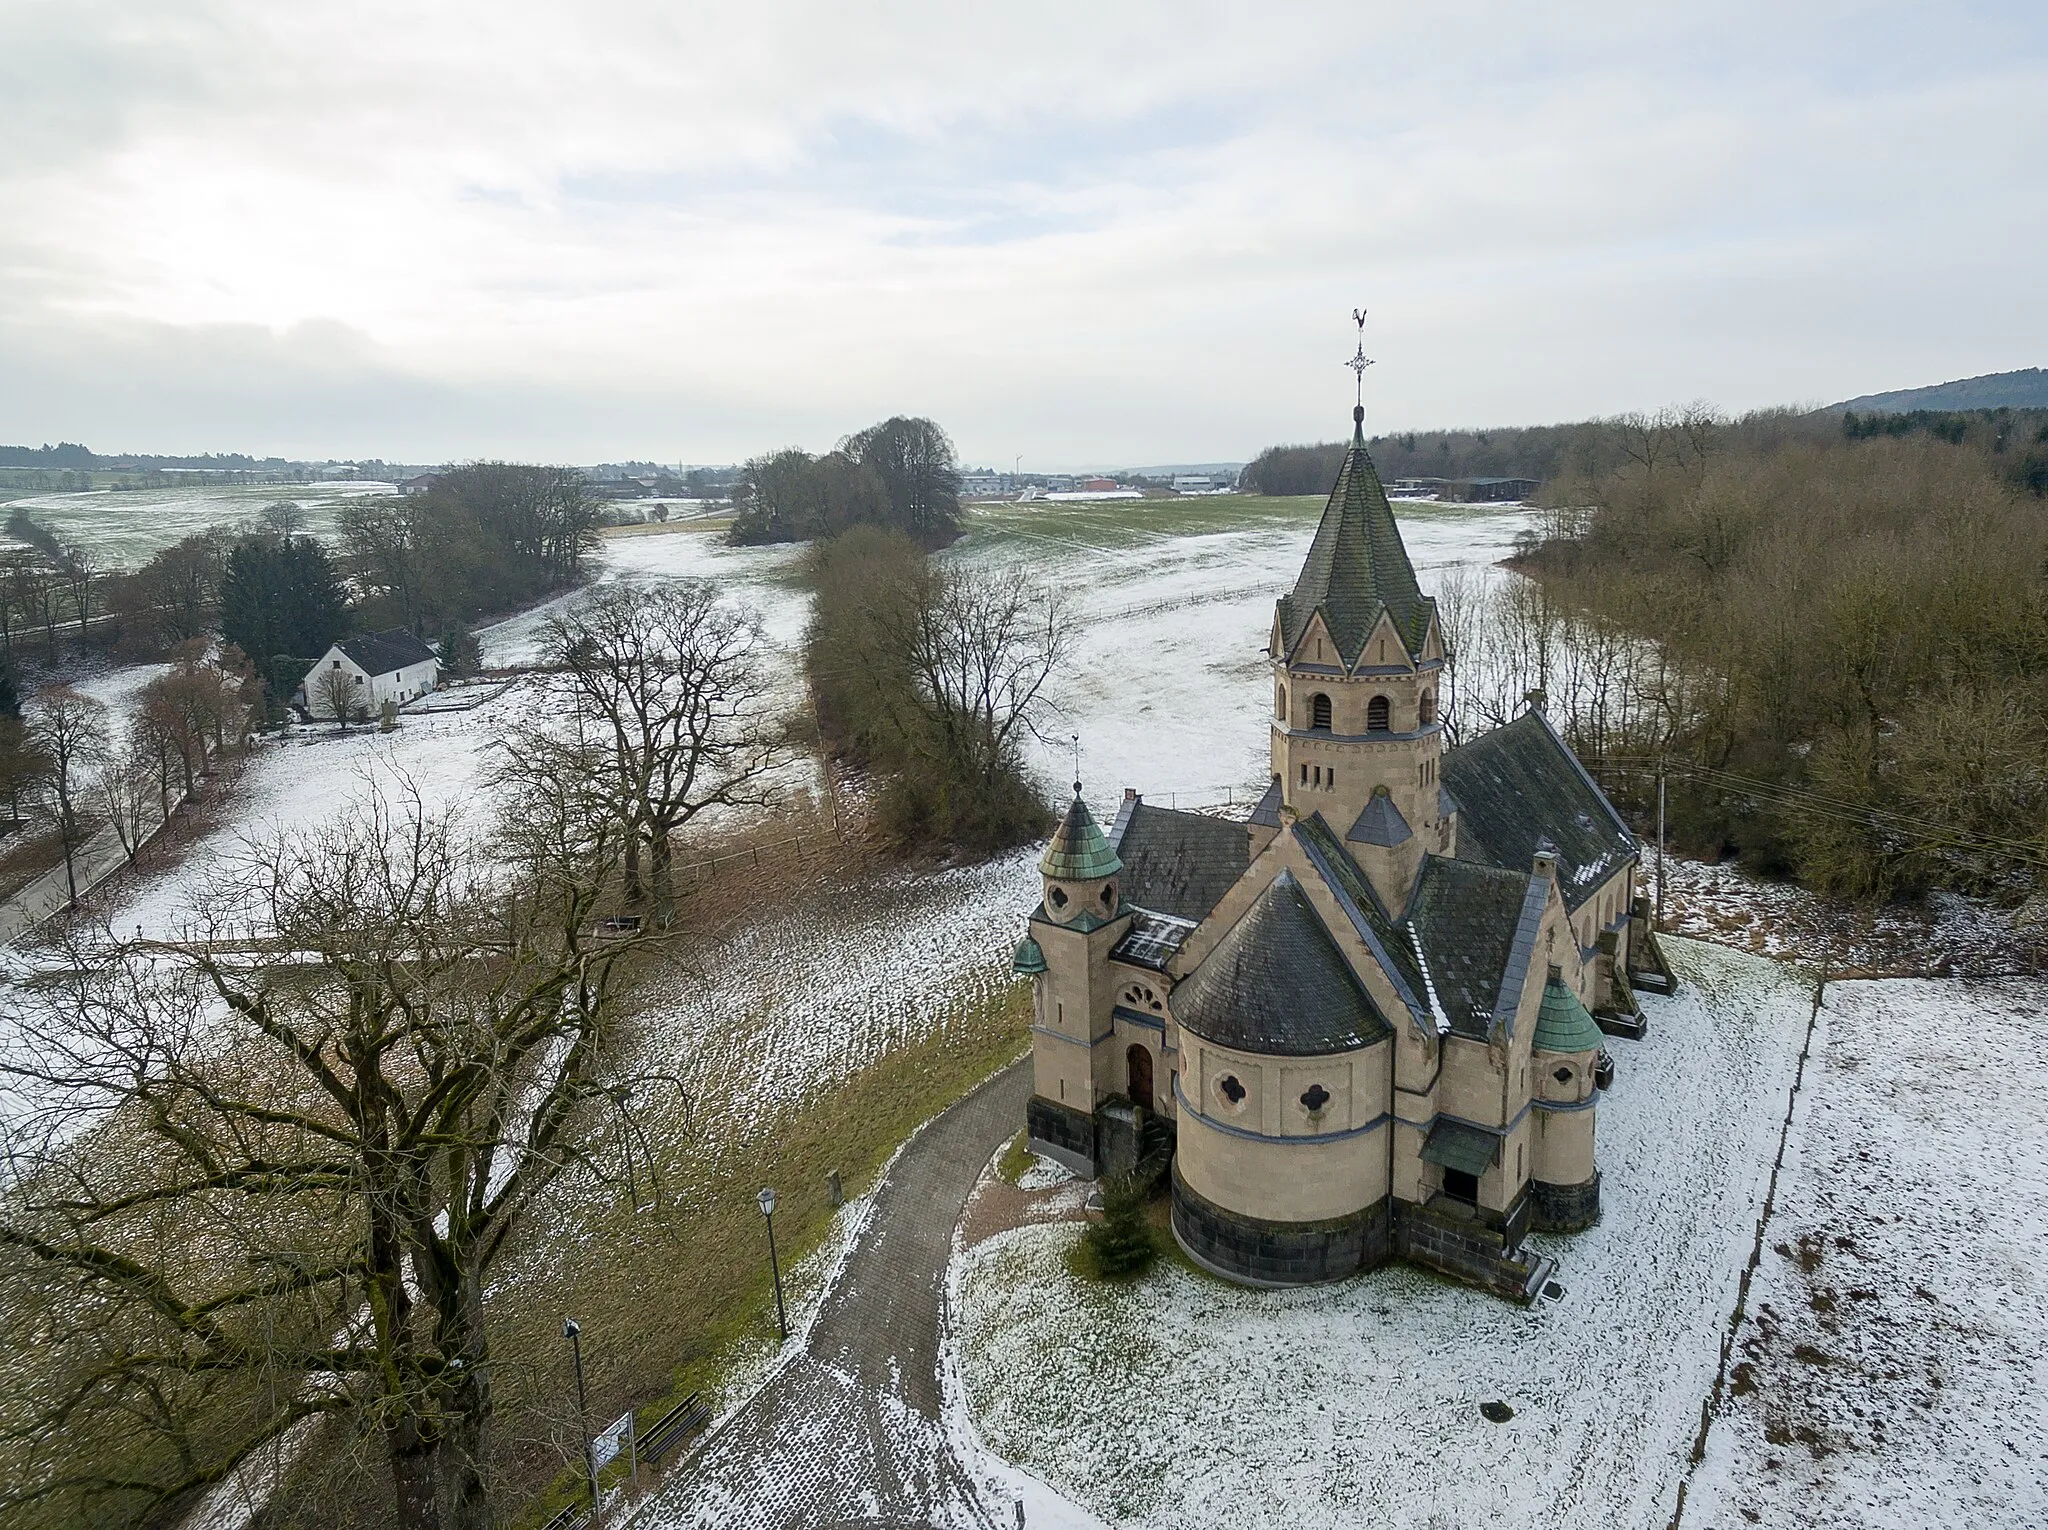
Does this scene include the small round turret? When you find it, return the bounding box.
[1038,786,1122,926]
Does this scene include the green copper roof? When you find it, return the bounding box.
[1276,412,1435,666]
[1039,793,1123,881]
[1533,974,1604,1054]
[1012,936,1047,975]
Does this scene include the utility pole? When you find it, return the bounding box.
[1656,763,1667,930]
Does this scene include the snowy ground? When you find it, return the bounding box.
[950,940,1819,1530]
[1683,977,2048,1530]
[1661,856,2048,978]
[3,480,399,569]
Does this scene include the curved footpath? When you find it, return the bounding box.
[636,1059,1034,1530]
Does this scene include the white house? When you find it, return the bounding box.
[302,630,441,720]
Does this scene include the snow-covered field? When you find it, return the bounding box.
[1684,977,2048,1529]
[950,940,1818,1530]
[79,494,1529,946]
[3,480,399,569]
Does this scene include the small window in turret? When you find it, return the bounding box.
[1299,1083,1331,1114]
[1553,1066,1573,1085]
[1049,886,1068,908]
[1217,1074,1247,1107]
[1100,885,1115,909]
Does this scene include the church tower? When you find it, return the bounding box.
[1268,392,1453,910]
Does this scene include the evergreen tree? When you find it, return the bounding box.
[1083,1173,1157,1279]
[219,536,347,682]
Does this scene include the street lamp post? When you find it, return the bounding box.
[757,1187,788,1342]
[564,1319,598,1524]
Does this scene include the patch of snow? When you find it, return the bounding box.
[950,940,1816,1530]
[1016,1154,1077,1193]
[1684,975,2048,1529]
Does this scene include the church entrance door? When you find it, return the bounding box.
[1126,1044,1155,1113]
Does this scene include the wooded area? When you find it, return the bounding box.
[1508,406,2048,899]
[728,416,962,547]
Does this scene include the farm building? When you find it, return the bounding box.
[301,630,441,720]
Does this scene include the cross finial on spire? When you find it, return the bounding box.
[1348,308,1374,421]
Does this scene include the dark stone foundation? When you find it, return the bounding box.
[1529,1171,1602,1233]
[1393,1196,1553,1303]
[1026,1094,1097,1177]
[1170,1165,1391,1287]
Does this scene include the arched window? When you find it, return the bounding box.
[1276,684,1288,721]
[1367,694,1390,732]
[1310,693,1332,731]
[1419,689,1437,725]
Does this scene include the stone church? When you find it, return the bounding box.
[1013,404,1672,1300]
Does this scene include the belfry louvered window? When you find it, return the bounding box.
[1367,695,1390,731]
[1310,693,1332,731]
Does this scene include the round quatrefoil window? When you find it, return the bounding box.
[1217,1074,1247,1107]
[1300,1083,1331,1114]
[1048,886,1068,908]
[1552,1066,1573,1085]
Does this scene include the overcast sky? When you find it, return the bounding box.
[2,1,2043,467]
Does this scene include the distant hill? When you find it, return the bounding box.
[1830,368,2048,414]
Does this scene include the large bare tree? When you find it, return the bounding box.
[0,777,654,1530]
[538,580,776,924]
[28,686,109,905]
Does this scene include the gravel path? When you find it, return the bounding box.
[638,1059,1032,1530]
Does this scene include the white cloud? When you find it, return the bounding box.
[1,0,2044,462]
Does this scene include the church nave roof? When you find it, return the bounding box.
[1172,869,1392,1056]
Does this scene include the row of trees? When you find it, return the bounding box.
[806,527,1061,853]
[729,416,961,547]
[0,649,254,902]
[1511,406,2048,899]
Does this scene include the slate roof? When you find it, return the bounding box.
[1274,414,1435,666]
[1247,777,1284,828]
[337,628,438,677]
[1291,814,1429,1021]
[1404,854,1543,1040]
[1040,794,1123,881]
[1442,710,1637,912]
[1110,800,1248,923]
[1172,869,1390,1056]
[1347,789,1412,847]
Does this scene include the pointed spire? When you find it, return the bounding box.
[1277,313,1433,667]
[1277,419,1432,666]
[1039,789,1122,881]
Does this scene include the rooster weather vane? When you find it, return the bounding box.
[1348,307,1374,414]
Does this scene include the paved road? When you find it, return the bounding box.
[0,814,155,946]
[639,1059,1032,1530]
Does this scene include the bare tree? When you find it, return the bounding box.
[92,732,157,862]
[866,563,1066,798]
[314,664,361,730]
[0,779,654,1530]
[539,581,776,924]
[27,687,108,904]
